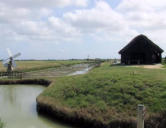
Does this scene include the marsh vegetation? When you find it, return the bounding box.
[39,62,166,127]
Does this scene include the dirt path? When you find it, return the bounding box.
[128,64,164,69]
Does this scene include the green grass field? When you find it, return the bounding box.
[0,60,88,72]
[40,62,166,125]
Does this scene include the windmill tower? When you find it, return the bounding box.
[2,48,21,73]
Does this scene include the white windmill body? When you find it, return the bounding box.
[2,48,21,73]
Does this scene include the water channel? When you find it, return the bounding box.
[24,64,93,78]
[0,85,74,128]
[0,64,94,128]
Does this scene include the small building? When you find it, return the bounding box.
[119,34,164,64]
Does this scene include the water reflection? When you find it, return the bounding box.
[0,85,74,128]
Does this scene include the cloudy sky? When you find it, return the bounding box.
[0,0,166,60]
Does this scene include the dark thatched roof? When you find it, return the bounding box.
[119,34,164,54]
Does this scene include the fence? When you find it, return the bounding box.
[0,71,23,79]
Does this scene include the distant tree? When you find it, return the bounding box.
[163,56,166,64]
[113,58,117,64]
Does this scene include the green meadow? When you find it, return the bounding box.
[40,62,166,125]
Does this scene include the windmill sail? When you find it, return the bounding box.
[2,48,21,72]
[7,48,12,57]
[12,53,21,58]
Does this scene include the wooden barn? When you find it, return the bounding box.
[119,34,164,64]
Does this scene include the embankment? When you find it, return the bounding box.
[0,78,166,128]
[35,62,166,128]
[36,94,166,128]
[0,79,51,86]
[36,95,136,128]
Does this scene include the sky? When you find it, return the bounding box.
[1,0,166,60]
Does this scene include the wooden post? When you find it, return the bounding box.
[137,104,145,128]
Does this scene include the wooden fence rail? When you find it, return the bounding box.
[0,71,23,79]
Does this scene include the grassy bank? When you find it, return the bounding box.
[0,60,89,72]
[0,79,51,86]
[38,62,166,127]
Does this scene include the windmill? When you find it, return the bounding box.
[2,48,21,73]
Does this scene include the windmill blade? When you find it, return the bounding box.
[12,53,21,59]
[7,48,12,57]
[3,63,8,67]
[2,58,10,63]
[2,58,10,67]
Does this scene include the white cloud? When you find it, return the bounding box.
[0,0,87,44]
[117,0,166,31]
[63,1,130,37]
[72,0,88,7]
[117,0,153,12]
[115,0,166,53]
[48,17,78,34]
[0,0,88,8]
[48,16,81,40]
[1,0,166,44]
[1,0,166,59]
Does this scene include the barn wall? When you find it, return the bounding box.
[120,50,162,64]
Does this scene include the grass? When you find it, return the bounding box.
[0,60,89,72]
[0,119,4,128]
[40,62,166,125]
